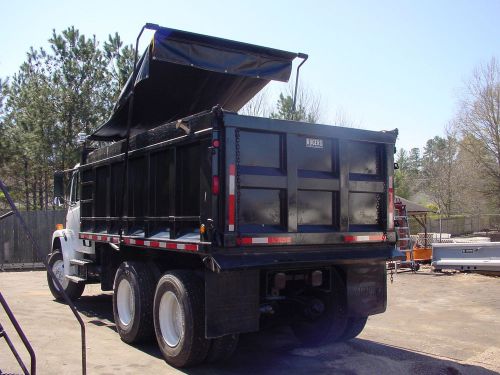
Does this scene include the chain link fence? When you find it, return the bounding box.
[409,214,500,237]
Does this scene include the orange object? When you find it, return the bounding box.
[55,223,64,230]
[406,245,432,262]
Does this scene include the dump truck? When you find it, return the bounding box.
[48,25,398,368]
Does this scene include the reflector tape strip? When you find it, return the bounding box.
[344,234,385,243]
[80,233,120,243]
[228,164,236,232]
[122,238,198,251]
[388,176,394,230]
[239,237,292,245]
[78,233,198,251]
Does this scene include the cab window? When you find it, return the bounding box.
[69,172,80,204]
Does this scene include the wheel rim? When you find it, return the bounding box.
[52,259,69,291]
[159,291,184,347]
[117,278,135,326]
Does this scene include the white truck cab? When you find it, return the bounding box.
[49,164,93,298]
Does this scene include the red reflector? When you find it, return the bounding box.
[344,235,357,243]
[212,176,220,195]
[212,139,220,148]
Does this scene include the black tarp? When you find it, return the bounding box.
[90,27,298,141]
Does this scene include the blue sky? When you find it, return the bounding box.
[0,0,498,150]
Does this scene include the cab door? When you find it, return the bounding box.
[66,169,90,254]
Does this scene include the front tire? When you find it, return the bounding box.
[153,271,210,368]
[112,262,155,343]
[47,251,84,301]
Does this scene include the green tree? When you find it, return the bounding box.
[270,93,320,123]
[407,148,421,177]
[394,147,422,199]
[0,78,7,116]
[0,27,134,210]
[394,149,411,198]
[104,32,135,93]
[1,48,57,209]
[49,27,113,170]
[270,80,321,123]
[421,135,459,216]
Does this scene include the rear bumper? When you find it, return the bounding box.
[204,254,388,337]
[203,243,394,272]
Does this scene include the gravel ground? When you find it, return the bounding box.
[0,267,499,374]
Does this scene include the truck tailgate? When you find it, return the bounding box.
[222,113,397,248]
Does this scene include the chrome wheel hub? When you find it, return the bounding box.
[117,278,135,326]
[159,291,184,347]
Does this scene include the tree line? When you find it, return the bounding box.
[395,58,500,216]
[0,27,134,211]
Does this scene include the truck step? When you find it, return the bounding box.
[70,259,93,266]
[65,275,86,283]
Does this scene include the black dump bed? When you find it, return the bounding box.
[80,109,397,270]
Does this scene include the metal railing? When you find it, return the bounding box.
[0,292,36,375]
[0,178,87,375]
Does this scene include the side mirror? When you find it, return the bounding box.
[53,171,65,204]
[76,132,88,145]
[53,196,65,207]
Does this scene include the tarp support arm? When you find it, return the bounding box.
[292,52,309,117]
[119,23,160,238]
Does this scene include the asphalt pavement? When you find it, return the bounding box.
[0,268,499,374]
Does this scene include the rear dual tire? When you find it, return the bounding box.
[206,334,239,363]
[113,262,155,343]
[291,270,367,345]
[113,266,239,367]
[340,316,368,341]
[153,271,211,368]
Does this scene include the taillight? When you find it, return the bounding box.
[388,176,394,230]
[212,139,220,148]
[212,176,220,195]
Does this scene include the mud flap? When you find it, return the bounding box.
[345,262,387,317]
[205,269,259,338]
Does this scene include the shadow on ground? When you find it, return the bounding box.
[56,293,117,332]
[68,293,496,375]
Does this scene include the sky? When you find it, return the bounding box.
[0,0,499,151]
